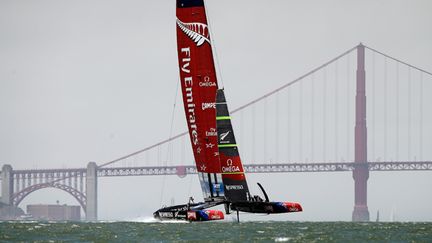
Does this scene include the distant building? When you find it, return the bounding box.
[27,204,81,221]
[0,202,25,220]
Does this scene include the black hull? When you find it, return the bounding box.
[153,210,189,221]
[153,202,225,222]
[153,203,192,221]
[231,201,303,214]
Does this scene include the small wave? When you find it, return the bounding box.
[126,216,159,223]
[125,216,188,224]
[7,220,39,224]
[156,220,189,224]
[274,237,291,242]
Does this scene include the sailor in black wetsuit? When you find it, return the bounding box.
[187,197,194,210]
[252,195,264,202]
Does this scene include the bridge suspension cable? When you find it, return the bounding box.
[100,43,432,168]
[99,45,359,168]
[365,45,432,76]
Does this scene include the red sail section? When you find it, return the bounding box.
[176,0,220,173]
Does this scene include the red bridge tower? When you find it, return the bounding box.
[352,43,370,221]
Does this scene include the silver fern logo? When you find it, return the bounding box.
[176,18,210,46]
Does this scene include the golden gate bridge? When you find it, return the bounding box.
[1,44,432,221]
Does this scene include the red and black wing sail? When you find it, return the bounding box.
[216,89,250,202]
[176,0,224,201]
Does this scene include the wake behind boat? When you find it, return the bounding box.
[153,0,302,222]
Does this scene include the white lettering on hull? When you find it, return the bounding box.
[159,212,174,218]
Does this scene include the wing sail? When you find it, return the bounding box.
[176,0,223,201]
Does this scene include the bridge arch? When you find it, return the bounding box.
[12,183,87,213]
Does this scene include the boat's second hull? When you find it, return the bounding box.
[231,201,303,214]
[153,203,224,222]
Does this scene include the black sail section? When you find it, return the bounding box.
[177,0,204,8]
[216,89,250,202]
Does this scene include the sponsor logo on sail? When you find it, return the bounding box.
[180,47,198,146]
[219,131,230,141]
[222,159,241,173]
[177,18,211,47]
[206,128,217,137]
[226,185,244,190]
[199,76,216,87]
[199,81,216,87]
[202,102,216,110]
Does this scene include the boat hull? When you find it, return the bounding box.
[153,203,224,222]
[231,201,303,214]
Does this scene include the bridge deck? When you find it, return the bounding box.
[95,161,432,177]
[2,162,432,178]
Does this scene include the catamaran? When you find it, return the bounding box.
[153,0,303,222]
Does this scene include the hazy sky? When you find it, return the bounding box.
[1,0,432,221]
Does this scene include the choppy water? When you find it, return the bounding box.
[1,220,431,242]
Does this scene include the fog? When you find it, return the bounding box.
[1,0,431,221]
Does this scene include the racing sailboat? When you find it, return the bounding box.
[153,0,302,222]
